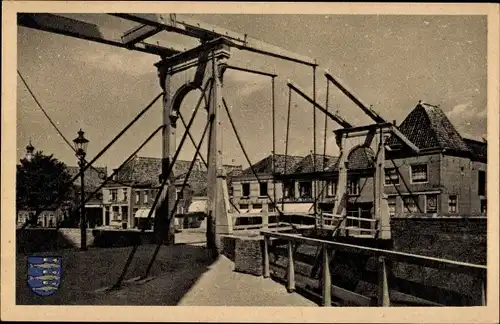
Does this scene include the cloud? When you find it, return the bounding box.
[446,101,487,120]
[73,49,158,76]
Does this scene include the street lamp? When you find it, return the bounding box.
[73,129,89,251]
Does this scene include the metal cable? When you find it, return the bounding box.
[55,125,164,229]
[222,97,297,230]
[112,78,213,288]
[283,87,292,211]
[142,114,214,279]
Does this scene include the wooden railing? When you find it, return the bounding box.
[231,211,380,237]
[321,212,379,237]
[260,230,487,307]
[230,212,314,231]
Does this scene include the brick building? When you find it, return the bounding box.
[231,102,487,219]
[385,102,487,217]
[101,156,242,229]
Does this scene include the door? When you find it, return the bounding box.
[346,202,373,229]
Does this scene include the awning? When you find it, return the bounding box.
[282,203,313,213]
[248,208,263,213]
[85,204,101,208]
[188,200,207,213]
[134,208,155,218]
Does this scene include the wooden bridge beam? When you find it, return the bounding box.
[17,13,182,57]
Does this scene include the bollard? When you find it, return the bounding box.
[321,245,332,306]
[287,240,295,293]
[377,256,390,306]
[263,236,270,278]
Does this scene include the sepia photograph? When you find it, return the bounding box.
[1,2,499,323]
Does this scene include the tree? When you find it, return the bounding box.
[16,151,76,227]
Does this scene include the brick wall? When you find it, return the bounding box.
[16,228,94,253]
[440,156,473,216]
[16,228,159,254]
[390,217,486,305]
[221,235,264,276]
[391,217,486,264]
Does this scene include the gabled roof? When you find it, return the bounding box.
[387,102,471,155]
[463,138,487,162]
[240,153,304,176]
[113,156,192,186]
[67,166,107,191]
[292,154,337,174]
[347,146,375,170]
[174,169,208,196]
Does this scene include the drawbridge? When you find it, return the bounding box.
[17,14,486,306]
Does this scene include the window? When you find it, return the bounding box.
[347,178,360,196]
[283,181,295,198]
[385,168,400,185]
[228,185,234,197]
[122,206,128,219]
[110,189,118,202]
[478,170,486,196]
[448,195,457,213]
[135,191,140,204]
[426,194,438,213]
[123,189,128,202]
[481,199,487,214]
[268,203,276,212]
[299,181,312,198]
[403,196,419,213]
[112,206,120,220]
[253,203,263,211]
[259,182,268,197]
[387,197,396,217]
[326,180,336,197]
[144,190,149,204]
[242,183,250,197]
[239,204,249,210]
[411,164,428,183]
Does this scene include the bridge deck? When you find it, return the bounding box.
[16,229,316,307]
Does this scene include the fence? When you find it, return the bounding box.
[260,230,487,307]
[231,211,379,238]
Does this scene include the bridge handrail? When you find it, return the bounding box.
[260,230,486,276]
[260,230,486,307]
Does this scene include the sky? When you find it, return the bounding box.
[17,14,487,172]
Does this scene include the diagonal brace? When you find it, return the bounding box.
[287,81,353,128]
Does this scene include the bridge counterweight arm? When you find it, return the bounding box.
[17,13,183,57]
[111,13,318,67]
[324,70,419,154]
[287,81,353,128]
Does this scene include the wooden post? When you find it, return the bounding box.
[262,208,269,229]
[473,275,487,306]
[375,129,391,239]
[156,64,176,245]
[377,256,390,306]
[480,277,486,306]
[207,46,231,252]
[263,236,270,278]
[322,245,332,306]
[287,240,295,293]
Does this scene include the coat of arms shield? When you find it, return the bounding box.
[27,256,62,296]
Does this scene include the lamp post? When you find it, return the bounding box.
[73,129,89,251]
